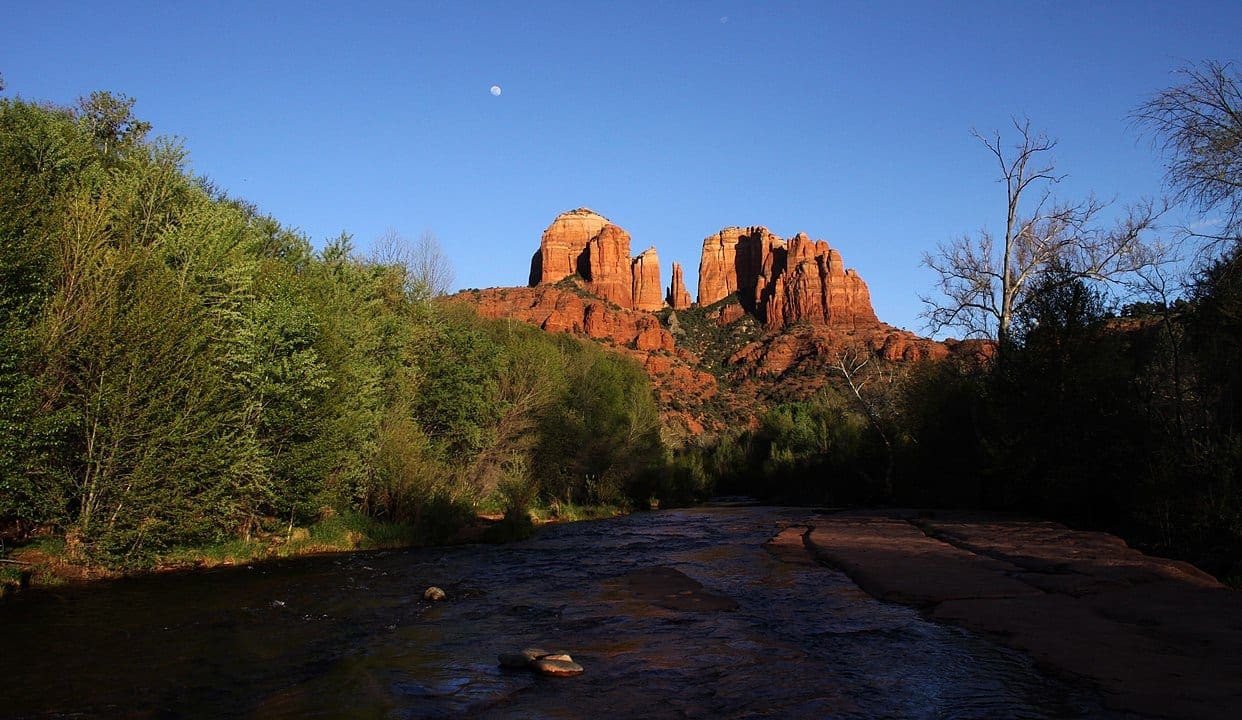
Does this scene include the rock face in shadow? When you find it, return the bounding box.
[530,208,663,312]
[697,226,782,310]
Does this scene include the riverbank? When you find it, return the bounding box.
[0,503,626,597]
[803,509,1242,720]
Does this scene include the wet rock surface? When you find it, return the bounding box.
[2,507,1133,719]
[806,510,1242,720]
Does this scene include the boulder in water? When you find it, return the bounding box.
[532,657,584,677]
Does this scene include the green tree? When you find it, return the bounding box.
[76,91,151,160]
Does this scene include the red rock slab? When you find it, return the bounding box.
[933,588,1242,720]
[805,517,1041,606]
[806,511,1242,720]
[919,517,1223,591]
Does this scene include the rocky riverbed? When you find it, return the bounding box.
[2,506,1232,718]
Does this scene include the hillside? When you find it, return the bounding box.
[455,208,989,433]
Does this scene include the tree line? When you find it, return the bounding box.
[0,93,668,566]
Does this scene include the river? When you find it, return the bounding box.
[1,506,1125,718]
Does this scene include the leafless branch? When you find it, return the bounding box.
[923,120,1170,345]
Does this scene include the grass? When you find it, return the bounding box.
[154,512,428,570]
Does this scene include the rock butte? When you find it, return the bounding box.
[531,208,880,330]
[698,226,878,330]
[529,208,662,312]
[467,207,989,432]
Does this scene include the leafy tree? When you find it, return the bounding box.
[76,91,151,160]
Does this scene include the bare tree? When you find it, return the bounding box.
[833,348,898,497]
[371,228,456,300]
[922,119,1164,346]
[412,231,455,297]
[1132,59,1242,249]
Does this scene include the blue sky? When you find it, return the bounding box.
[4,1,1239,333]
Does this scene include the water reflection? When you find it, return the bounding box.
[1,507,1123,718]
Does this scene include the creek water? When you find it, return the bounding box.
[1,506,1124,719]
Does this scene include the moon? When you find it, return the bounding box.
[490,85,502,96]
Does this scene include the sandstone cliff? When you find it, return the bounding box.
[631,247,663,312]
[698,227,878,330]
[667,262,693,310]
[529,208,664,312]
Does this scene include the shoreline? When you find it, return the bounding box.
[0,505,626,597]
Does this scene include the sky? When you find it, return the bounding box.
[4,1,1239,333]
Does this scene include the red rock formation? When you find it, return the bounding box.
[466,285,675,352]
[587,223,633,307]
[697,226,783,308]
[698,228,743,306]
[533,208,609,285]
[666,262,692,310]
[759,233,879,330]
[697,225,879,331]
[631,247,664,312]
[531,208,663,312]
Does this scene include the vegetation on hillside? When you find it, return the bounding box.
[0,93,670,578]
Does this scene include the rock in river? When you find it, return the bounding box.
[532,657,584,677]
[423,586,446,601]
[498,647,550,669]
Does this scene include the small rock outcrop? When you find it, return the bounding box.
[666,262,693,310]
[423,586,446,601]
[666,311,685,336]
[530,208,663,312]
[498,647,584,677]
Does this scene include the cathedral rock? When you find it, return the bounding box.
[529,208,663,312]
[530,208,879,331]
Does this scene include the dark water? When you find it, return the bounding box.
[1,507,1124,718]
